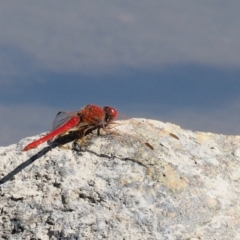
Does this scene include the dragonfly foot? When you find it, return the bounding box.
[72,141,82,153]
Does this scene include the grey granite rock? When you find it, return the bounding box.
[0,119,240,240]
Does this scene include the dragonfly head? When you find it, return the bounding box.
[103,106,118,124]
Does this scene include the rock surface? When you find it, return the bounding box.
[0,118,240,240]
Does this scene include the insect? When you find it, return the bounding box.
[22,104,118,151]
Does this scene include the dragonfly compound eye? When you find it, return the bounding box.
[103,106,118,123]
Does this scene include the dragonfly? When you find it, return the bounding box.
[22,104,118,151]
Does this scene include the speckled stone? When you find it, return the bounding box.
[0,118,240,239]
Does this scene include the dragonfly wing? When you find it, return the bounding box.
[52,111,78,130]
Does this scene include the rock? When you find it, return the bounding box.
[0,118,240,239]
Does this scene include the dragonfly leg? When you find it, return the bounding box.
[72,140,83,153]
[72,126,94,152]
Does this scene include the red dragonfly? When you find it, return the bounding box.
[22,104,118,151]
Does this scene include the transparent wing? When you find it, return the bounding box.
[52,111,79,130]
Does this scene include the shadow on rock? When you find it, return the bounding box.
[0,127,97,185]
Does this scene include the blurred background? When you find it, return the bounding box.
[1,1,240,146]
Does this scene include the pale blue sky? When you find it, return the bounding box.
[1,1,240,146]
